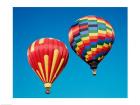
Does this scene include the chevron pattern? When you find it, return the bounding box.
[69,16,115,64]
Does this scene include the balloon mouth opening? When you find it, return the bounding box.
[87,60,98,76]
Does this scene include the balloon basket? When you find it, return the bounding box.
[93,73,96,76]
[46,90,50,94]
[92,69,97,76]
[44,83,52,94]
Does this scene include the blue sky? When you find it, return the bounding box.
[13,7,127,98]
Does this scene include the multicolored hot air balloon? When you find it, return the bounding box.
[69,16,115,76]
[27,38,69,94]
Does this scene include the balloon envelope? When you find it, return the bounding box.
[27,38,69,94]
[69,16,115,75]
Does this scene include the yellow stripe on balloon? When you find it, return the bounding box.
[97,45,103,49]
[98,57,101,61]
[106,23,112,29]
[39,38,45,44]
[89,33,98,37]
[77,41,83,47]
[98,30,106,34]
[85,58,88,61]
[50,58,64,83]
[31,41,35,52]
[49,49,59,82]
[88,16,97,20]
[91,48,97,51]
[101,56,104,59]
[36,69,44,82]
[103,43,109,47]
[38,62,45,82]
[98,56,104,61]
[109,43,111,47]
[44,55,49,82]
[85,48,97,60]
[97,19,104,23]
[87,51,92,55]
[81,37,89,41]
[75,47,80,52]
[85,55,89,59]
[107,29,112,34]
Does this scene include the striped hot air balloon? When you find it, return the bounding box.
[69,16,115,76]
[27,38,69,94]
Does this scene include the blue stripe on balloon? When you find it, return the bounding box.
[94,53,101,59]
[74,35,81,42]
[91,42,97,46]
[71,41,77,48]
[80,30,88,35]
[82,45,91,57]
[80,38,112,58]
[98,23,106,29]
[88,21,97,25]
[88,27,98,31]
[104,38,111,43]
[98,39,104,45]
[92,56,96,60]
[71,33,113,60]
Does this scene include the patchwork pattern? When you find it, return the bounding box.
[69,16,115,65]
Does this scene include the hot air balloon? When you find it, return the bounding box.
[27,38,69,94]
[69,16,115,76]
